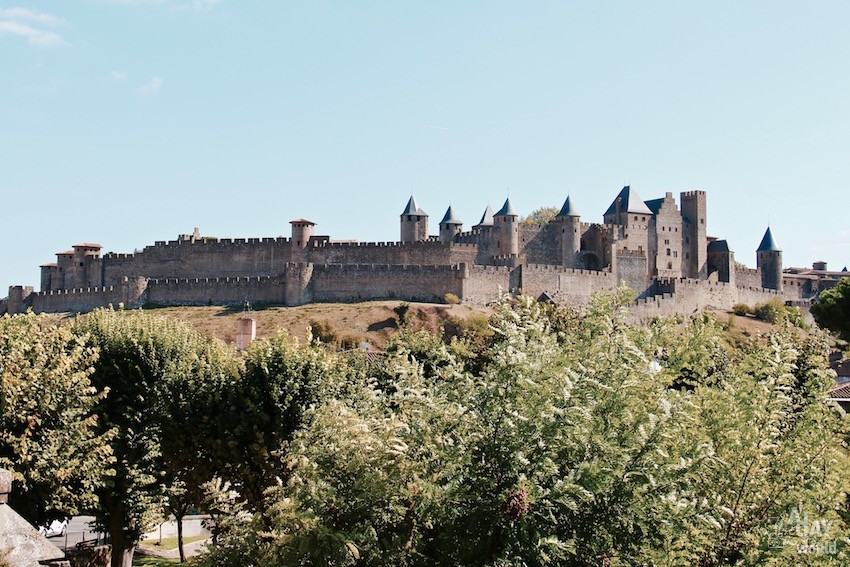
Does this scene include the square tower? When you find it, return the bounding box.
[680,191,707,279]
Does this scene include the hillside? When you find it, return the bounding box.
[139,301,492,349]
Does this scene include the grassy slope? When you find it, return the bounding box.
[138,301,491,349]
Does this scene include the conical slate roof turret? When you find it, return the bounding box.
[476,205,495,227]
[757,227,780,251]
[604,186,653,216]
[401,195,427,217]
[495,198,517,217]
[439,206,462,225]
[556,196,580,217]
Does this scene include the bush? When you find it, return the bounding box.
[339,334,363,349]
[308,319,338,344]
[732,303,752,316]
[443,313,493,347]
[393,302,411,326]
[753,300,786,324]
[784,305,807,329]
[444,293,460,305]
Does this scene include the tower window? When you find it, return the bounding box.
[666,248,671,256]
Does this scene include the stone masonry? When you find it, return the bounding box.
[3,187,827,316]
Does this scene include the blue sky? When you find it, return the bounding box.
[3,1,850,291]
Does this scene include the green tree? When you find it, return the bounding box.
[217,331,354,509]
[73,308,236,567]
[157,330,240,562]
[521,206,559,225]
[811,277,850,341]
[198,294,849,566]
[0,313,114,526]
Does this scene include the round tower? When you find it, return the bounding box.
[494,198,519,256]
[439,206,462,244]
[556,196,581,268]
[400,196,429,242]
[290,218,316,249]
[756,227,783,292]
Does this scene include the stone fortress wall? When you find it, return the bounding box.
[4,187,830,317]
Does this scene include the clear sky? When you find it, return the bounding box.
[3,1,850,292]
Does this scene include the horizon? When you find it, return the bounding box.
[3,1,850,292]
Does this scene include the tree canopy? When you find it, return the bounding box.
[521,206,559,225]
[0,314,114,526]
[198,293,850,566]
[811,277,850,342]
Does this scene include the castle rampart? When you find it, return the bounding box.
[6,188,816,316]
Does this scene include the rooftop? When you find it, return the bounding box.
[401,195,427,217]
[604,186,654,217]
[757,227,780,252]
[440,206,462,225]
[556,196,580,217]
[495,197,517,217]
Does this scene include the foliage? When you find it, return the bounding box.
[199,292,849,565]
[339,333,364,349]
[0,314,114,526]
[751,300,807,329]
[394,302,412,326]
[811,277,850,341]
[443,293,460,305]
[732,303,753,316]
[442,313,494,352]
[753,300,786,324]
[218,331,356,508]
[73,308,235,567]
[521,206,559,225]
[307,318,338,344]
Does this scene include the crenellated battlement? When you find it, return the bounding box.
[13,188,798,315]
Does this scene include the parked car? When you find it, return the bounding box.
[38,519,68,538]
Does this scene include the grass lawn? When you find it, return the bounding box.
[138,534,208,551]
[133,557,181,566]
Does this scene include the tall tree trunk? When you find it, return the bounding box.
[177,509,186,563]
[108,512,135,567]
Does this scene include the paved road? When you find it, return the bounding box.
[48,515,210,553]
[47,515,102,552]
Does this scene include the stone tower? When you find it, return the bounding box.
[290,218,316,248]
[494,198,519,256]
[400,196,428,242]
[556,196,581,268]
[757,227,783,292]
[438,206,462,244]
[681,190,707,279]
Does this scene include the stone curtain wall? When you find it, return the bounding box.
[734,266,762,289]
[145,276,286,307]
[520,264,616,305]
[462,265,512,305]
[308,241,479,266]
[103,238,294,285]
[519,224,560,265]
[632,278,787,319]
[31,277,148,313]
[309,264,465,303]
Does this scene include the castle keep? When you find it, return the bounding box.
[1,187,828,316]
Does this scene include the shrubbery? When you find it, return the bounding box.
[197,293,849,566]
[443,293,460,305]
[732,303,752,316]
